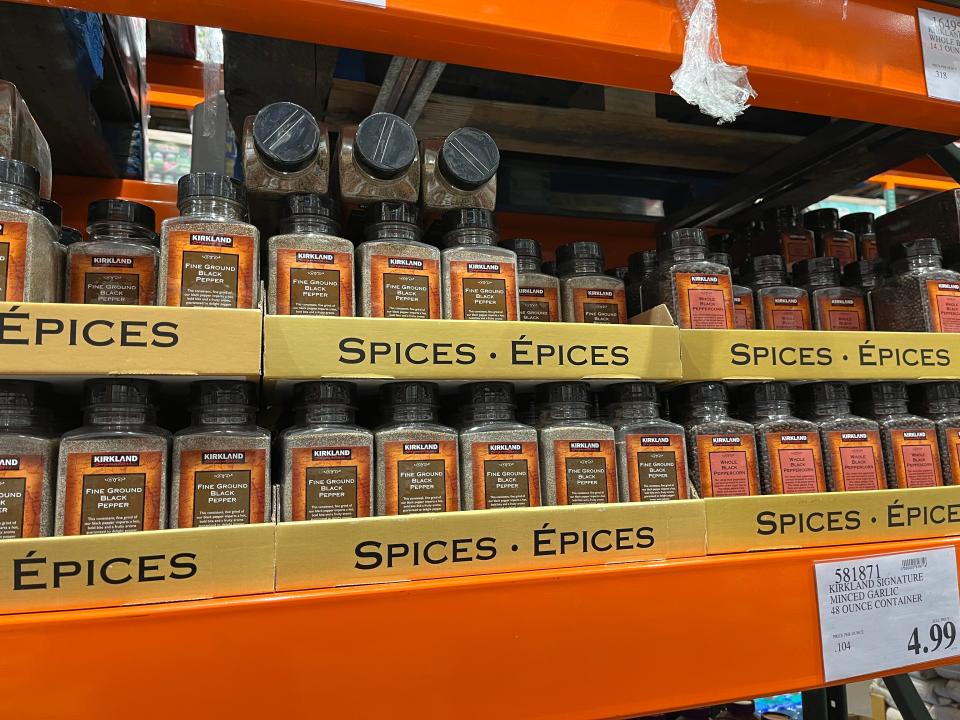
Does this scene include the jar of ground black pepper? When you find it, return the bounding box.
[37,199,63,302]
[357,200,440,319]
[170,381,271,528]
[66,199,158,306]
[803,208,857,268]
[675,382,760,497]
[0,380,55,538]
[627,249,658,318]
[797,382,884,491]
[281,381,373,521]
[840,211,879,261]
[745,254,811,330]
[842,259,882,330]
[743,382,825,495]
[159,173,259,309]
[375,382,459,515]
[709,251,755,329]
[267,193,353,316]
[441,208,518,321]
[420,127,498,224]
[796,256,868,331]
[56,379,169,535]
[650,229,735,329]
[0,157,57,302]
[242,102,329,198]
[458,382,540,510]
[500,238,560,322]
[860,382,943,489]
[606,382,689,502]
[911,382,960,485]
[872,238,960,332]
[537,382,618,505]
[761,206,816,272]
[557,242,626,323]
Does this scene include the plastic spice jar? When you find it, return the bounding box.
[872,238,960,332]
[762,206,816,272]
[0,157,58,302]
[709,251,755,329]
[746,254,811,330]
[796,256,868,331]
[557,241,626,324]
[500,237,560,322]
[650,228,734,329]
[803,208,857,268]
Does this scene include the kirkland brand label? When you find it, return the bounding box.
[388,258,424,270]
[291,446,372,520]
[201,451,246,464]
[189,234,234,247]
[296,252,335,264]
[91,454,141,468]
[91,256,134,267]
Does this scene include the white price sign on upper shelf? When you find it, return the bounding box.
[815,547,960,683]
[918,8,960,103]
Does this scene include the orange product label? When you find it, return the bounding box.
[164,230,256,308]
[518,285,560,322]
[0,221,28,301]
[760,293,812,330]
[942,427,960,485]
[572,286,626,324]
[824,235,857,266]
[0,453,45,539]
[764,431,826,494]
[695,433,760,497]
[889,428,943,489]
[860,237,879,261]
[369,255,441,319]
[926,279,960,332]
[624,433,688,502]
[449,259,518,321]
[674,272,734,329]
[177,449,267,528]
[823,430,885,491]
[62,450,164,535]
[68,253,157,305]
[383,440,458,515]
[469,440,540,510]
[780,232,816,270]
[733,293,755,329]
[552,439,618,505]
[291,445,372,520]
[817,294,868,331]
[275,248,353,316]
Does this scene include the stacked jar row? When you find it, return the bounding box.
[4,376,959,539]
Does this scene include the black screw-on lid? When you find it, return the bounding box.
[606,266,630,281]
[796,256,840,279]
[294,380,356,407]
[60,226,82,246]
[87,199,156,232]
[556,241,604,265]
[608,381,658,405]
[500,237,542,260]
[675,382,728,405]
[536,381,591,405]
[803,208,841,231]
[252,102,322,173]
[382,381,438,406]
[84,378,154,407]
[541,259,557,276]
[354,112,418,180]
[282,193,340,221]
[0,157,40,195]
[842,259,882,287]
[365,199,420,227]
[657,227,707,253]
[37,199,62,229]
[840,211,875,238]
[0,380,49,409]
[442,207,496,234]
[809,381,851,404]
[177,172,246,206]
[191,380,258,407]
[867,381,908,404]
[763,206,799,228]
[707,252,731,267]
[747,381,792,404]
[915,381,960,404]
[438,127,499,190]
[892,237,942,260]
[746,254,787,275]
[628,250,658,275]
[460,381,514,406]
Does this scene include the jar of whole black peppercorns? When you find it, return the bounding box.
[910,381,960,486]
[872,238,960,332]
[745,254,811,330]
[795,256,868,331]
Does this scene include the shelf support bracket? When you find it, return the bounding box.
[802,685,848,720]
[372,56,445,124]
[883,674,934,720]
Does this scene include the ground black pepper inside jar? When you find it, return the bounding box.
[501,237,560,322]
[557,242,626,323]
[627,249,658,318]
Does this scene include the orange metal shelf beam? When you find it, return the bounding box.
[2,536,959,719]
[8,0,960,135]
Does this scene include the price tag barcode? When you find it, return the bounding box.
[815,546,960,682]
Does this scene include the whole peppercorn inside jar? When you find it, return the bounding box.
[911,382,960,486]
[840,211,879,261]
[795,256,868,331]
[745,254,811,330]
[761,206,816,272]
[650,228,735,329]
[708,252,754,329]
[803,208,857,268]
[872,238,960,332]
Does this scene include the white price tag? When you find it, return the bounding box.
[918,8,960,103]
[815,547,960,682]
